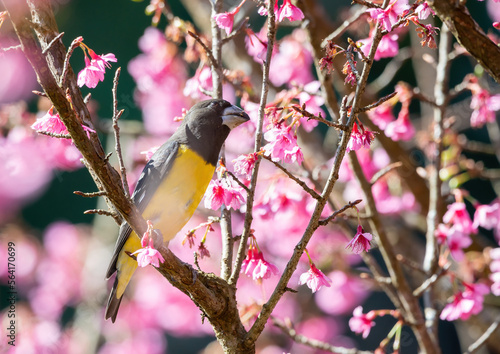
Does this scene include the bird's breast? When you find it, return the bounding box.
[142,145,216,242]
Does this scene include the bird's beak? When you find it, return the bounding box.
[222,104,250,129]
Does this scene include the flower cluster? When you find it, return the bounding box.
[241,237,279,281]
[77,43,117,89]
[263,124,304,164]
[204,178,246,211]
[440,282,490,321]
[132,221,165,268]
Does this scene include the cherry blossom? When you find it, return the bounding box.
[263,125,304,164]
[241,244,279,281]
[469,88,500,128]
[346,122,376,153]
[132,222,165,268]
[204,178,246,211]
[415,2,435,20]
[213,0,246,35]
[384,109,415,141]
[277,0,304,22]
[349,306,376,338]
[31,107,69,136]
[358,33,399,61]
[473,201,500,230]
[232,152,259,180]
[299,263,332,293]
[345,225,373,254]
[77,48,117,88]
[443,202,477,234]
[367,0,409,32]
[440,283,490,321]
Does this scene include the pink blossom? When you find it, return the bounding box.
[132,225,165,268]
[490,248,500,296]
[345,225,373,254]
[232,152,259,179]
[440,283,489,321]
[446,226,472,261]
[368,103,396,130]
[241,247,279,281]
[277,0,304,22]
[31,107,68,136]
[269,29,314,87]
[470,88,500,128]
[443,202,477,234]
[128,27,189,135]
[245,27,269,64]
[204,178,246,211]
[435,223,450,245]
[346,122,376,153]
[213,0,246,35]
[473,201,500,230]
[77,49,117,88]
[367,0,409,32]
[349,306,375,338]
[298,263,332,293]
[263,125,304,164]
[415,2,435,20]
[384,109,415,141]
[358,33,399,61]
[315,271,370,315]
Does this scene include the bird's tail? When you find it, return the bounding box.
[105,237,141,322]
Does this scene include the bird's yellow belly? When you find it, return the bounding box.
[142,146,215,242]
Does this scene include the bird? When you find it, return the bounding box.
[105,99,250,322]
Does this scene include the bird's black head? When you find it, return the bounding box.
[174,99,250,165]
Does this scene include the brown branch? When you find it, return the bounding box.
[318,199,362,226]
[427,0,500,83]
[74,190,107,198]
[41,31,63,54]
[291,105,347,131]
[111,67,130,199]
[369,161,403,185]
[465,315,500,354]
[357,92,397,114]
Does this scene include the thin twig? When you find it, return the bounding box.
[290,105,347,131]
[221,17,249,44]
[42,31,64,55]
[226,170,250,193]
[73,190,107,198]
[357,92,397,114]
[465,315,500,354]
[111,67,130,199]
[272,317,373,354]
[321,8,368,47]
[32,90,47,97]
[262,155,321,200]
[352,0,381,9]
[319,199,363,226]
[188,30,217,70]
[1,44,21,52]
[59,36,82,88]
[35,130,71,139]
[413,263,450,297]
[370,161,403,185]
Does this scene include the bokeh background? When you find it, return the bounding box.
[1,0,500,353]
